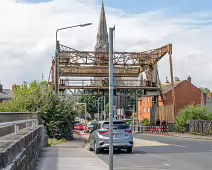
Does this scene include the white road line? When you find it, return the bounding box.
[164,163,170,166]
[174,144,187,147]
[114,164,170,169]
[209,150,212,152]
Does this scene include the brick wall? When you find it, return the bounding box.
[165,81,207,114]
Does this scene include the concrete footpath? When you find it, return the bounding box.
[35,134,108,170]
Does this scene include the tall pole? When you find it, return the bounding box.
[109,27,114,170]
[101,96,103,120]
[168,44,176,118]
[97,98,100,121]
[85,103,87,123]
[104,96,106,120]
[201,87,204,106]
[55,39,60,96]
[55,23,92,97]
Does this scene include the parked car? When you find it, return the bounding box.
[89,120,133,154]
[84,122,97,133]
[74,123,84,131]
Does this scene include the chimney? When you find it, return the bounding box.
[187,76,191,83]
[165,77,169,83]
[0,83,2,92]
[12,84,17,92]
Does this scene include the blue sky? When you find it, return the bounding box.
[29,0,212,15]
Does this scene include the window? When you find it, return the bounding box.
[143,98,146,102]
[143,107,146,112]
[148,97,150,102]
[148,108,150,113]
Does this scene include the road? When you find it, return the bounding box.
[95,134,212,170]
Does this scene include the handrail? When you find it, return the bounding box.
[0,119,38,135]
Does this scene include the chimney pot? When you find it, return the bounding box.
[187,76,191,83]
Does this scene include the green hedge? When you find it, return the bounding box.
[176,104,212,132]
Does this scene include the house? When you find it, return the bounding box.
[0,84,13,102]
[138,76,207,123]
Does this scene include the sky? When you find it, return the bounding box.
[0,0,212,90]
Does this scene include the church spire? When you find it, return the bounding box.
[95,1,109,52]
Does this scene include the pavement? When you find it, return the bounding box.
[35,134,108,170]
[95,133,212,170]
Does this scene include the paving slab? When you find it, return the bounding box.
[35,134,108,170]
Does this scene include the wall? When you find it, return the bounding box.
[138,96,164,122]
[165,81,207,114]
[0,125,47,170]
[0,112,41,137]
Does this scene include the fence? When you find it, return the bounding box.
[0,119,38,135]
[189,120,212,135]
[151,105,174,124]
[131,125,169,134]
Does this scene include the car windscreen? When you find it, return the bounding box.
[102,122,129,129]
[75,123,82,126]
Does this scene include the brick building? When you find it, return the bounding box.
[138,76,207,122]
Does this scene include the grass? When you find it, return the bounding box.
[48,138,66,146]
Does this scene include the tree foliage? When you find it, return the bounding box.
[175,104,212,132]
[204,88,211,96]
[0,81,77,140]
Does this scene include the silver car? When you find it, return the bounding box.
[89,120,133,154]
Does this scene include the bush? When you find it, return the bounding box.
[142,118,150,126]
[175,104,212,132]
[41,94,76,140]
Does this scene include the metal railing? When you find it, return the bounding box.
[0,119,38,135]
[131,125,169,133]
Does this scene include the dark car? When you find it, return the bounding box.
[84,122,97,133]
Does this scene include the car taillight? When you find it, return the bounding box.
[125,130,132,133]
[99,129,110,135]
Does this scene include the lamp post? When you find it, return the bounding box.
[77,102,87,123]
[109,26,115,170]
[55,23,92,96]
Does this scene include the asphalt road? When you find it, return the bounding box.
[95,134,212,170]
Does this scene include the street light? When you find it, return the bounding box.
[77,102,87,123]
[55,23,92,96]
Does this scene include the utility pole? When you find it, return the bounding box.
[201,87,204,106]
[109,27,115,170]
[101,96,103,120]
[104,96,106,120]
[41,72,44,82]
[97,98,100,121]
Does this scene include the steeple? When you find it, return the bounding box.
[95,1,109,52]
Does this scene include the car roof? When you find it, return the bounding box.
[99,120,125,124]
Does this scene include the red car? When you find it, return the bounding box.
[74,123,84,131]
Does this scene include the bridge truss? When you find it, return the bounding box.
[48,43,175,117]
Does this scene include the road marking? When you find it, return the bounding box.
[209,150,212,152]
[114,163,170,169]
[164,163,170,166]
[173,144,187,147]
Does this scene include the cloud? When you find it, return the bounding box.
[0,0,211,89]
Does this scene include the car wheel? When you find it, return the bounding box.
[126,147,132,153]
[94,142,100,154]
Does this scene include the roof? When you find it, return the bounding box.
[0,89,13,100]
[162,80,185,94]
[161,80,206,95]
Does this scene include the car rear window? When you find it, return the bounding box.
[102,122,129,129]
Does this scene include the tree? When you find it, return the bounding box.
[175,104,212,132]
[0,81,77,140]
[204,88,211,96]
